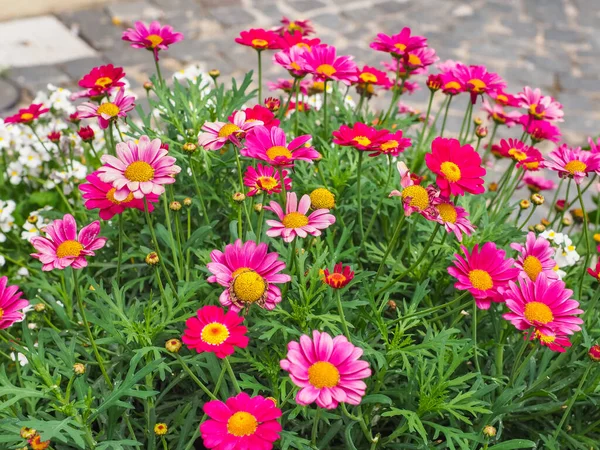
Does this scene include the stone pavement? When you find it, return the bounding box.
[0,0,599,144]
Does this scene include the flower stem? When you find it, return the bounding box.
[517,205,537,229]
[482,122,499,162]
[154,58,164,88]
[188,155,210,226]
[363,155,394,252]
[472,302,481,372]
[311,408,322,447]
[439,96,453,137]
[223,357,241,393]
[294,77,301,135]
[335,290,351,340]
[373,214,406,285]
[116,214,124,284]
[553,364,592,440]
[383,57,401,123]
[357,151,365,243]
[576,183,591,297]
[162,194,182,281]
[323,81,329,139]
[257,50,263,104]
[417,90,435,150]
[176,355,217,400]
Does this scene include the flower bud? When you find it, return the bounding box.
[77,126,95,142]
[266,396,277,406]
[183,197,192,207]
[208,69,220,79]
[169,201,182,211]
[540,218,550,226]
[588,344,600,361]
[143,81,154,91]
[232,192,246,203]
[73,363,86,376]
[534,223,546,233]
[254,203,263,212]
[473,117,483,126]
[33,303,45,312]
[554,199,566,212]
[593,233,600,243]
[264,97,280,112]
[562,216,573,227]
[47,131,61,143]
[426,74,442,92]
[154,423,168,436]
[519,199,531,210]
[20,427,36,439]
[570,208,585,223]
[165,338,182,353]
[387,300,396,310]
[145,252,159,266]
[182,142,197,154]
[530,193,544,205]
[488,182,498,192]
[475,125,487,138]
[483,425,497,437]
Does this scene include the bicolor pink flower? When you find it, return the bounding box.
[235,28,281,50]
[403,46,439,71]
[122,20,183,61]
[201,392,282,450]
[389,162,440,220]
[453,64,506,103]
[481,99,520,127]
[244,164,291,197]
[440,70,464,95]
[0,277,28,329]
[511,232,558,282]
[447,242,520,310]
[182,305,249,358]
[531,329,572,353]
[332,122,388,151]
[273,46,310,77]
[30,214,107,271]
[276,17,315,36]
[277,30,320,49]
[545,144,600,185]
[207,239,291,311]
[518,86,564,122]
[241,126,319,167]
[265,192,336,242]
[280,330,371,409]
[368,130,411,157]
[97,136,180,201]
[503,274,583,336]
[231,105,280,130]
[78,64,126,97]
[301,44,358,85]
[77,88,135,129]
[198,111,263,150]
[425,137,486,196]
[433,198,475,242]
[523,174,556,193]
[267,78,310,95]
[370,27,427,56]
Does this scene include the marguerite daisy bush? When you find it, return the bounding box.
[1,12,599,450]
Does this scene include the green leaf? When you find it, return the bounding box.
[487,440,537,450]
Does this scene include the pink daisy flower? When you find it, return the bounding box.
[589,136,600,154]
[280,330,371,409]
[425,137,486,197]
[370,27,427,57]
[244,164,291,197]
[511,232,558,282]
[332,122,388,151]
[440,70,464,95]
[182,305,249,358]
[265,192,336,242]
[357,66,392,88]
[78,64,126,97]
[502,274,583,336]
[517,86,564,122]
[273,46,310,77]
[198,111,263,151]
[389,161,440,220]
[447,242,520,310]
[30,214,107,272]
[0,277,29,329]
[277,30,320,49]
[77,88,135,129]
[79,172,159,220]
[367,130,411,157]
[523,173,556,193]
[432,198,475,242]
[481,99,520,127]
[97,136,181,202]
[235,28,281,50]
[520,117,562,143]
[207,239,291,311]
[301,44,358,85]
[267,78,310,95]
[122,20,183,61]
[496,138,530,161]
[234,104,280,130]
[545,144,600,185]
[531,329,572,353]
[276,17,315,36]
[489,90,521,107]
[452,64,506,103]
[241,126,319,167]
[4,103,49,125]
[518,146,545,171]
[403,46,439,72]
[201,392,282,450]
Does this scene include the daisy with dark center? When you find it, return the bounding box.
[78,64,126,97]
[276,17,315,36]
[97,135,181,201]
[425,137,486,197]
[518,86,564,122]
[323,263,355,289]
[198,111,263,150]
[0,276,28,329]
[241,125,319,167]
[370,27,427,57]
[265,192,336,242]
[207,239,291,312]
[545,144,600,185]
[244,164,291,197]
[389,162,440,220]
[122,20,183,61]
[432,198,475,242]
[77,88,135,129]
[332,122,388,151]
[30,214,106,271]
[510,232,558,282]
[182,305,248,358]
[4,104,49,125]
[447,242,520,310]
[368,130,411,157]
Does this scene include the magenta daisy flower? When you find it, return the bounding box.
[447,242,520,310]
[30,214,107,272]
[481,99,520,127]
[367,130,411,157]
[273,46,310,77]
[370,27,427,57]
[510,232,558,282]
[389,161,440,220]
[523,174,556,193]
[517,86,564,122]
[496,138,530,161]
[267,78,310,95]
[207,239,291,312]
[201,392,282,450]
[122,20,183,61]
[531,329,572,353]
[545,144,600,185]
[489,90,521,107]
[277,30,320,49]
[4,103,49,125]
[235,28,281,50]
[520,117,562,143]
[403,46,439,72]
[277,17,315,36]
[280,330,371,409]
[300,44,358,85]
[502,274,583,336]
[241,126,319,167]
[97,136,181,202]
[244,164,291,197]
[0,277,29,329]
[182,305,249,358]
[452,63,506,103]
[332,123,388,151]
[78,64,126,97]
[198,111,263,151]
[432,198,475,242]
[265,192,335,243]
[77,88,135,129]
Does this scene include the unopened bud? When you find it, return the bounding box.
[488,182,498,192]
[534,223,546,233]
[183,197,192,207]
[387,300,396,310]
[562,216,572,227]
[473,117,483,126]
[73,363,86,375]
[593,233,600,243]
[254,203,263,212]
[182,142,197,154]
[233,192,246,203]
[541,218,550,226]
[588,344,600,361]
[209,69,220,79]
[143,81,154,91]
[145,252,159,266]
[165,338,182,353]
[475,126,487,138]
[519,199,531,210]
[483,425,497,437]
[34,303,46,312]
[531,193,544,205]
[169,201,182,211]
[570,208,585,223]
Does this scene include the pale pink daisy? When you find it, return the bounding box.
[273,46,310,77]
[241,126,320,167]
[198,111,263,151]
[517,86,564,122]
[77,89,135,129]
[265,192,335,242]
[545,144,600,185]
[511,232,558,282]
[481,99,520,127]
[244,164,291,197]
[122,20,183,61]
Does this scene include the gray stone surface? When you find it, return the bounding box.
[0,79,20,111]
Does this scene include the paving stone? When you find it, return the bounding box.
[524,0,568,25]
[107,1,165,23]
[58,8,119,51]
[373,0,410,14]
[9,65,71,93]
[60,56,109,81]
[545,27,586,44]
[288,0,326,12]
[0,79,20,112]
[209,6,255,26]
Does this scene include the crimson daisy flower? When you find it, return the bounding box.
[425,137,486,197]
[588,261,600,282]
[332,122,388,151]
[231,105,280,130]
[235,28,281,50]
[356,66,392,96]
[78,64,126,97]
[182,305,249,358]
[323,263,355,289]
[489,90,520,107]
[452,63,506,103]
[531,329,572,353]
[122,21,183,61]
[367,130,411,157]
[5,104,49,125]
[301,44,358,85]
[277,30,320,49]
[276,17,315,36]
[523,174,556,193]
[370,27,427,57]
[481,99,521,127]
[545,144,600,185]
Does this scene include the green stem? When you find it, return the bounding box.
[188,155,210,226]
[257,50,263,104]
[116,214,123,284]
[294,77,301,135]
[373,214,406,285]
[576,183,591,297]
[553,364,592,440]
[357,151,365,243]
[363,156,394,249]
[517,205,537,230]
[482,122,499,161]
[555,179,572,229]
[162,194,182,281]
[383,57,402,122]
[311,408,322,447]
[472,302,481,372]
[176,355,217,400]
[323,80,329,139]
[224,357,241,393]
[417,90,435,149]
[154,58,164,88]
[335,290,351,340]
[439,96,453,137]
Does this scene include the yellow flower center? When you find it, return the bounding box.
[251,38,269,48]
[20,113,34,121]
[308,361,340,388]
[445,81,461,90]
[380,140,398,152]
[146,34,164,48]
[200,322,230,345]
[359,72,378,83]
[352,136,371,147]
[288,22,301,31]
[95,76,113,87]
[496,94,508,104]
[310,188,335,209]
[408,53,422,66]
[524,301,554,324]
[124,161,155,182]
[107,187,134,204]
[326,273,347,285]
[468,269,493,291]
[290,61,301,71]
[56,240,84,258]
[523,255,543,281]
[508,148,527,161]
[564,160,587,174]
[394,43,406,51]
[316,64,337,77]
[0,308,3,319]
[436,202,457,224]
[227,411,258,437]
[282,212,309,228]
[535,330,556,344]
[400,185,429,210]
[97,102,120,117]
[266,145,292,160]
[232,269,267,303]
[529,104,544,118]
[312,81,325,92]
[524,161,539,170]
[440,161,462,182]
[257,176,278,191]
[468,78,487,93]
[218,123,241,138]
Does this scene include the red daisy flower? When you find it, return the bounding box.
[332,122,388,151]
[5,104,49,125]
[78,64,126,97]
[277,30,320,49]
[367,130,411,157]
[323,263,355,289]
[235,28,281,50]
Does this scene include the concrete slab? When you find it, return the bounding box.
[0,15,97,68]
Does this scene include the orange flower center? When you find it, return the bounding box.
[227,411,258,437]
[146,34,164,48]
[107,187,134,204]
[97,102,120,117]
[316,64,337,77]
[308,361,340,388]
[523,255,543,281]
[200,322,230,345]
[436,202,457,224]
[0,308,4,319]
[524,301,554,324]
[266,145,292,160]
[257,176,278,191]
[95,76,113,87]
[124,161,155,182]
[496,94,508,104]
[251,38,269,48]
[440,161,462,182]
[218,123,241,138]
[359,72,378,83]
[508,148,527,161]
[56,240,84,258]
[326,273,347,287]
[564,160,587,174]
[352,136,371,147]
[394,43,406,51]
[468,78,487,93]
[401,185,429,210]
[535,330,556,344]
[380,140,398,152]
[408,53,422,66]
[468,269,493,291]
[290,61,301,71]
[444,81,461,91]
[20,113,34,121]
[282,211,309,228]
[529,104,544,118]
